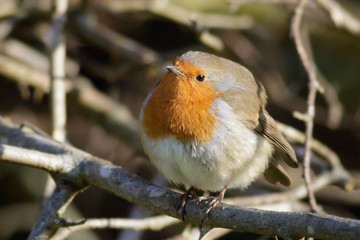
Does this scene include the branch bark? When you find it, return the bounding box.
[0,118,359,240]
[49,0,68,142]
[27,182,81,240]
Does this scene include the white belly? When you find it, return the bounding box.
[139,98,273,192]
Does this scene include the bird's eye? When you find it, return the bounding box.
[195,75,205,82]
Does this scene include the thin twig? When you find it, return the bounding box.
[227,168,350,207]
[169,227,232,240]
[0,53,50,92]
[277,122,341,170]
[116,173,168,240]
[316,0,360,35]
[0,0,18,18]
[96,0,254,30]
[291,0,321,213]
[227,0,297,4]
[52,215,179,240]
[44,0,69,210]
[2,39,79,77]
[0,144,71,173]
[298,29,343,129]
[49,0,68,142]
[27,182,82,240]
[0,51,142,152]
[278,122,357,191]
[70,10,160,64]
[226,121,356,207]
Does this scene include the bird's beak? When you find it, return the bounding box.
[166,65,187,79]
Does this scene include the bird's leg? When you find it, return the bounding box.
[201,185,228,224]
[181,186,228,223]
[181,186,198,221]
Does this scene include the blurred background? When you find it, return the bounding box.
[0,0,359,239]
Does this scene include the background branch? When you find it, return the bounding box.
[49,0,68,142]
[52,215,179,240]
[291,0,321,213]
[316,0,360,35]
[0,40,142,152]
[96,0,255,30]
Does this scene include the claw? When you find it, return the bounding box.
[201,186,227,225]
[181,187,197,221]
[180,185,228,224]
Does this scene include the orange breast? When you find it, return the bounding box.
[142,61,222,143]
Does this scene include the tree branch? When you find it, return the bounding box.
[49,0,68,142]
[95,0,254,30]
[316,0,360,35]
[0,144,68,172]
[291,0,321,213]
[0,118,359,239]
[0,46,142,153]
[52,215,179,240]
[81,159,360,240]
[27,182,82,240]
[69,10,160,65]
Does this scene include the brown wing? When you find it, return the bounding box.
[264,159,291,187]
[241,110,298,186]
[254,110,298,168]
[220,74,297,186]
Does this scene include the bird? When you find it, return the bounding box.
[138,51,298,220]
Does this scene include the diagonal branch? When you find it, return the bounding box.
[0,144,68,172]
[27,182,82,240]
[0,47,142,153]
[81,159,360,240]
[0,117,359,239]
[316,0,360,35]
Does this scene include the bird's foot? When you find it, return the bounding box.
[181,187,198,221]
[199,186,227,225]
[180,186,227,225]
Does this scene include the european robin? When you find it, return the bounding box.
[139,51,298,220]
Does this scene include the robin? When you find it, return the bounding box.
[139,51,298,220]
